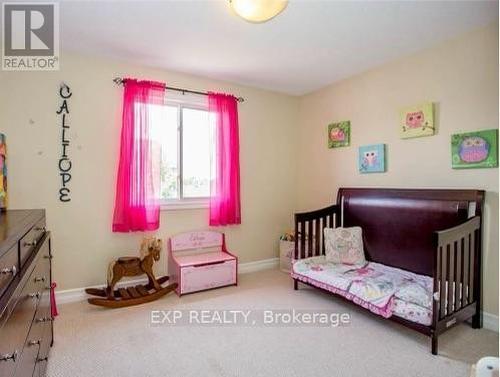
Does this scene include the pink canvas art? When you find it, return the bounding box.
[327,121,350,148]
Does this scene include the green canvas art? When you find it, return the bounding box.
[451,129,498,169]
[328,121,350,148]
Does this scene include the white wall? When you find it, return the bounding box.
[0,53,299,290]
[296,23,499,315]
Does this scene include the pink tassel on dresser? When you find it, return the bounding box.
[50,282,59,317]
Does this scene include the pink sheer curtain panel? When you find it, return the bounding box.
[112,78,165,232]
[208,92,241,226]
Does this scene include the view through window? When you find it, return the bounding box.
[149,102,213,203]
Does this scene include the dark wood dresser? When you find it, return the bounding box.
[0,210,53,377]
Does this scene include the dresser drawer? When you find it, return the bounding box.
[30,249,50,292]
[14,325,41,377]
[28,293,47,349]
[17,290,51,377]
[0,294,21,377]
[180,259,237,294]
[0,245,18,298]
[33,290,52,377]
[13,266,42,336]
[32,236,52,377]
[0,265,41,377]
[19,219,46,268]
[0,319,19,377]
[33,320,51,377]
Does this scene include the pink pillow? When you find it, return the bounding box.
[324,227,366,265]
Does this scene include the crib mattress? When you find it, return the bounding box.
[292,256,433,325]
[393,298,432,325]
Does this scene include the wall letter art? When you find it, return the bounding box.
[57,83,73,202]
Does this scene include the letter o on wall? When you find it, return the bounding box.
[58,158,72,172]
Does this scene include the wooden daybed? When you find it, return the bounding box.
[292,188,484,355]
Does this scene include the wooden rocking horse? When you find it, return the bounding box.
[85,238,177,308]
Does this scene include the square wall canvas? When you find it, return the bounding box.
[400,102,435,139]
[328,121,350,148]
[451,129,498,169]
[359,144,386,173]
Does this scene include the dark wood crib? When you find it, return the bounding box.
[293,188,484,355]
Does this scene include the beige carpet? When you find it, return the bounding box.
[47,269,498,377]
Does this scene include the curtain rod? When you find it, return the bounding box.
[113,77,244,103]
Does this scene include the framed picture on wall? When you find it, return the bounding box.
[358,144,386,173]
[400,102,435,139]
[451,129,498,169]
[328,121,350,148]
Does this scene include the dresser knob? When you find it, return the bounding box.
[28,339,41,346]
[0,265,16,275]
[24,240,37,247]
[28,291,41,299]
[34,276,46,283]
[43,255,53,260]
[0,350,18,362]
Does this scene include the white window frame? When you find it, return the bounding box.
[159,92,211,211]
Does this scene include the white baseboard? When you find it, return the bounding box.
[55,257,279,305]
[482,311,499,332]
[238,257,279,274]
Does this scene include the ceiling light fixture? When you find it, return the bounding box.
[229,0,288,23]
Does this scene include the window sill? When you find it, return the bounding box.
[160,200,209,211]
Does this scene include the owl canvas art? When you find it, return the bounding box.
[400,102,435,139]
[328,121,350,148]
[358,144,386,173]
[451,129,498,169]
[459,136,489,163]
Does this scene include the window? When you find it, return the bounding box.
[150,97,213,210]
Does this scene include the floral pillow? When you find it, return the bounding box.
[324,227,366,265]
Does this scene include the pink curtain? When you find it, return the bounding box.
[112,78,165,232]
[208,92,241,226]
